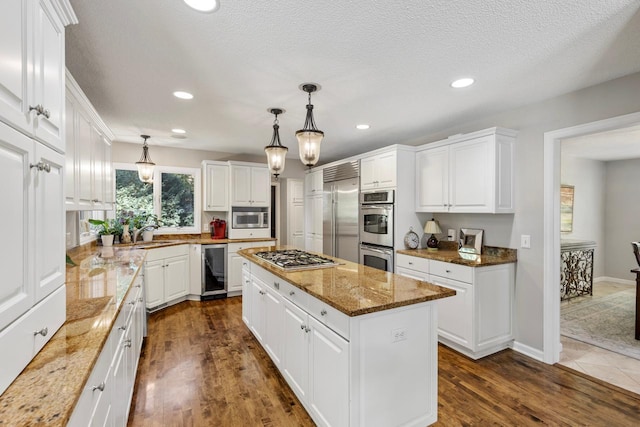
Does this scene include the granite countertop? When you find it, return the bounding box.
[0,245,147,426]
[115,233,277,248]
[238,246,456,317]
[397,245,517,267]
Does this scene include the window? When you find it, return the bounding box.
[114,164,201,234]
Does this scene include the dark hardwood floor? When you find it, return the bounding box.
[129,298,640,426]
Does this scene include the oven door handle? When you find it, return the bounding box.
[361,245,392,255]
[361,205,392,211]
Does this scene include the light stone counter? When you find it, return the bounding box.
[239,245,456,316]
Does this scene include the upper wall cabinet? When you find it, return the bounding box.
[304,169,323,196]
[229,162,270,207]
[65,70,115,211]
[202,160,229,211]
[360,150,396,190]
[0,0,68,153]
[416,127,517,214]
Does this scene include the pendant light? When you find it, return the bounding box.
[136,134,155,183]
[295,83,324,167]
[264,108,288,180]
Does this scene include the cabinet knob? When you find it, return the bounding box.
[408,261,413,265]
[138,297,144,302]
[129,300,136,305]
[289,291,295,296]
[124,338,132,348]
[92,382,105,392]
[305,326,311,333]
[33,327,48,337]
[30,162,51,173]
[446,270,452,273]
[259,290,266,295]
[118,325,126,331]
[28,104,49,118]
[92,199,99,203]
[320,309,327,316]
[274,282,280,289]
[300,324,305,330]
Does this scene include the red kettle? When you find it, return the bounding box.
[210,218,226,239]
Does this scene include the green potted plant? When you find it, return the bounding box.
[88,218,119,246]
[131,212,161,242]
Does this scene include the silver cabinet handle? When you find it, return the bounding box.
[320,309,327,316]
[300,324,306,330]
[129,300,136,305]
[30,162,51,173]
[446,270,452,273]
[29,104,49,118]
[259,290,266,295]
[274,282,280,290]
[118,325,126,331]
[138,297,143,302]
[124,338,132,348]
[408,261,413,265]
[91,199,99,203]
[33,327,48,337]
[304,326,311,333]
[289,291,295,296]
[92,382,105,392]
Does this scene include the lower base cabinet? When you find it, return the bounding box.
[243,261,438,427]
[144,245,189,310]
[228,241,273,296]
[68,275,146,427]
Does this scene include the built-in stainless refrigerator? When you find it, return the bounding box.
[323,161,360,263]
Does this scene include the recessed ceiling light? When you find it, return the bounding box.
[172,128,186,134]
[183,0,220,13]
[450,78,475,88]
[173,91,194,100]
[356,124,370,130]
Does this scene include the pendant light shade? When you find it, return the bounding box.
[264,108,288,180]
[295,83,324,167]
[136,134,155,183]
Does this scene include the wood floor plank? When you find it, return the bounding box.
[129,298,640,426]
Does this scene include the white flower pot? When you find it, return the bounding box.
[142,230,154,242]
[101,234,114,247]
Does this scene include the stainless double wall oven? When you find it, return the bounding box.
[359,189,394,272]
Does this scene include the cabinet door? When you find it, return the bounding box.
[376,151,397,188]
[416,146,449,212]
[0,0,31,136]
[111,333,129,427]
[32,0,65,151]
[144,260,164,309]
[241,268,251,326]
[264,285,283,367]
[396,267,429,281]
[312,195,323,236]
[33,143,65,302]
[228,253,244,293]
[430,274,473,347]
[103,136,113,208]
[204,163,229,210]
[291,179,304,204]
[231,165,251,206]
[164,255,188,301]
[250,167,270,206]
[0,125,34,331]
[360,156,377,190]
[91,125,104,208]
[76,108,93,209]
[289,203,304,248]
[449,136,492,212]
[282,298,309,403]
[64,92,77,208]
[250,277,266,343]
[308,316,349,427]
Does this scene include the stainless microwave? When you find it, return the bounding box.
[231,207,269,229]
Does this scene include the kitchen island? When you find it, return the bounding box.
[238,246,455,427]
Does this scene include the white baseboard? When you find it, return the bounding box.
[594,276,635,286]
[512,341,545,363]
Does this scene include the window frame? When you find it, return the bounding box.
[113,163,201,235]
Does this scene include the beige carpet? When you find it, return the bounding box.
[561,288,640,360]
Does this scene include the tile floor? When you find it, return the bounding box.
[559,282,640,395]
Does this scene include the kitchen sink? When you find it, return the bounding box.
[130,240,185,249]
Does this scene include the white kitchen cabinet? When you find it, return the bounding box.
[304,169,323,196]
[304,194,323,253]
[396,253,515,359]
[416,127,516,213]
[143,245,189,311]
[0,0,68,153]
[241,264,251,326]
[250,275,284,367]
[202,160,229,211]
[68,276,145,427]
[244,261,437,427]
[360,150,396,190]
[229,162,270,207]
[286,179,304,248]
[227,240,273,296]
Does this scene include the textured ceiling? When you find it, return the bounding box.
[65,0,640,164]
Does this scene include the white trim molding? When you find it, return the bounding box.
[594,276,635,286]
[543,111,640,364]
[512,341,545,363]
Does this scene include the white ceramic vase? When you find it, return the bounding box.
[101,234,114,247]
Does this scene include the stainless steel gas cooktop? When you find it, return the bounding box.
[254,249,338,271]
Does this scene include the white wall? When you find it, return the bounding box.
[401,71,640,353]
[604,158,640,279]
[560,156,606,278]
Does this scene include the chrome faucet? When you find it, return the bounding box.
[133,226,155,244]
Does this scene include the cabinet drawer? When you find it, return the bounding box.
[0,285,65,395]
[430,260,473,283]
[120,283,142,326]
[228,240,274,253]
[144,244,188,262]
[307,297,350,341]
[278,280,309,313]
[396,254,429,273]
